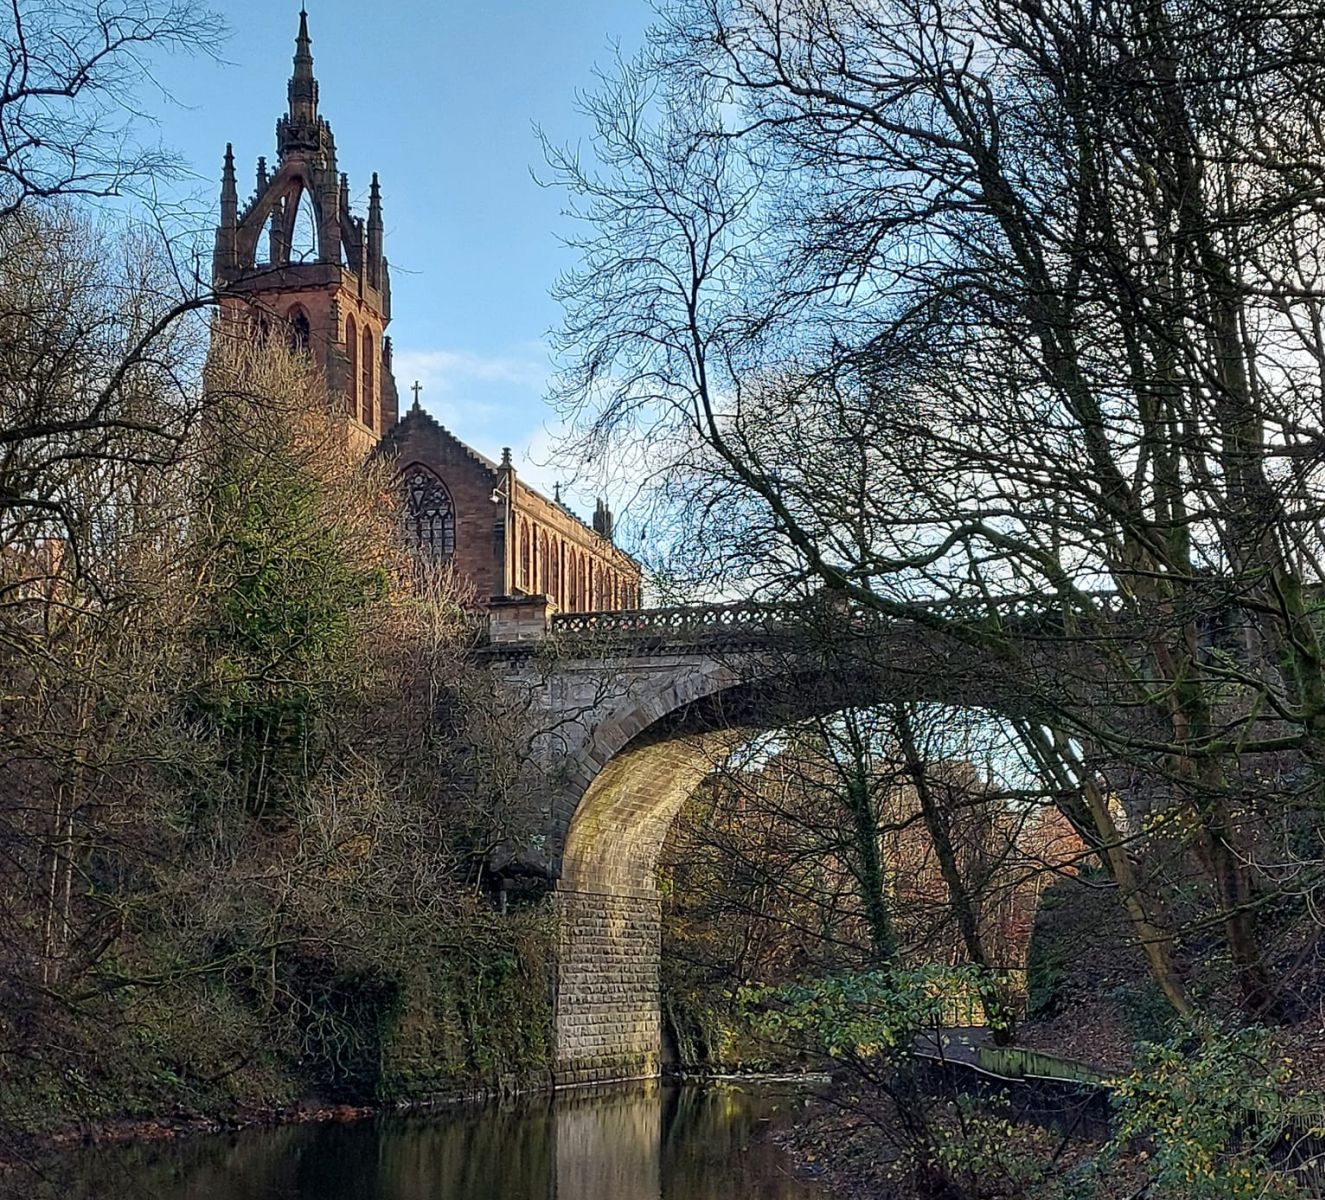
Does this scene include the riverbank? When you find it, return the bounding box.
[771,1084,1113,1200]
[0,904,561,1191]
[7,1065,832,1170]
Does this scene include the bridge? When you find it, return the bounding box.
[478,590,1125,1084]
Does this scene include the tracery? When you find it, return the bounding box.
[402,465,455,559]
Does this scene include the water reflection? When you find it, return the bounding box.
[38,1083,824,1200]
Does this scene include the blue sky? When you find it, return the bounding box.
[146,0,655,516]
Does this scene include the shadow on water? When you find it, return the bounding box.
[27,1082,826,1200]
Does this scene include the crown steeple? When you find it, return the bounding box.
[212,7,399,441]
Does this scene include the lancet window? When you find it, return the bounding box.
[361,327,375,428]
[345,316,359,414]
[288,305,311,354]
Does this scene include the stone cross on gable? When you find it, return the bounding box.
[411,380,423,410]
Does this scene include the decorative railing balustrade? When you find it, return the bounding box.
[551,599,808,639]
[544,589,1128,648]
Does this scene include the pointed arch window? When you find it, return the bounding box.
[362,327,375,429]
[345,316,359,415]
[402,465,455,560]
[289,184,319,263]
[288,305,311,355]
[549,539,562,607]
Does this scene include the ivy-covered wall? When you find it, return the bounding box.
[4,909,556,1136]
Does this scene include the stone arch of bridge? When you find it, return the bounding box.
[550,652,940,1084]
[494,596,1096,1083]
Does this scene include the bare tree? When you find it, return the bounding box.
[0,0,223,592]
[549,0,1325,1023]
[0,1,223,216]
[661,703,1076,1053]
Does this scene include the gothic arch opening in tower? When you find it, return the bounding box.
[287,304,311,354]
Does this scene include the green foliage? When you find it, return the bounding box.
[1024,889,1068,1019]
[929,1095,1062,1195]
[1021,874,1153,1031]
[2,911,558,1132]
[1105,981,1175,1046]
[286,962,401,1101]
[1,977,305,1134]
[740,963,1012,1061]
[742,968,1074,1200]
[189,424,387,814]
[663,993,760,1072]
[1094,1020,1305,1200]
[377,911,556,1098]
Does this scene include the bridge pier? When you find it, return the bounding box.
[555,886,662,1084]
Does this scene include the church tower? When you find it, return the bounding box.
[213,7,398,451]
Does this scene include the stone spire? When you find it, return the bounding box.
[288,6,318,122]
[278,6,322,156]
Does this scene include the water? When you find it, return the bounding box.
[35,1082,827,1200]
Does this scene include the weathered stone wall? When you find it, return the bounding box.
[555,888,662,1084]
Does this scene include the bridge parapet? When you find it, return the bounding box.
[552,599,807,642]
[481,589,1127,658]
[541,589,1127,649]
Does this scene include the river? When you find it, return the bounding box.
[37,1081,827,1200]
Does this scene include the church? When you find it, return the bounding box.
[211,9,642,615]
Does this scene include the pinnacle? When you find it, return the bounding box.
[286,2,318,126]
[220,143,238,211]
[293,4,314,78]
[368,172,383,230]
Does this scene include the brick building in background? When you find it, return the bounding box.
[212,8,642,614]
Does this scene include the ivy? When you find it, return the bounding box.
[188,426,387,814]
